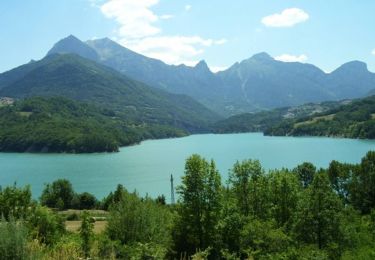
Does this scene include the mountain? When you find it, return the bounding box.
[217,53,334,111]
[0,53,220,133]
[46,35,375,116]
[47,35,99,61]
[265,95,375,139]
[327,61,375,99]
[213,100,346,134]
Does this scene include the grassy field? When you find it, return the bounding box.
[294,114,335,127]
[65,220,107,234]
[60,209,109,234]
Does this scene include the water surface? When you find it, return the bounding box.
[0,133,374,200]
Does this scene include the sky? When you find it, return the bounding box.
[1,0,375,73]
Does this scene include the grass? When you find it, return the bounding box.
[294,114,335,127]
[65,220,107,234]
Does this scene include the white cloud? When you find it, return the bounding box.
[121,36,225,65]
[185,4,192,11]
[214,38,227,45]
[97,0,227,65]
[274,54,308,62]
[160,14,174,20]
[262,8,309,27]
[100,0,160,39]
[372,49,375,55]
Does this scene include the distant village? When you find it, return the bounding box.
[0,97,14,106]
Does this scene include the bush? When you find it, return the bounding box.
[0,218,29,260]
[27,206,65,245]
[106,192,172,248]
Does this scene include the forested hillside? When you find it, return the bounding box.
[0,97,186,153]
[265,95,375,139]
[1,152,375,259]
[213,100,346,133]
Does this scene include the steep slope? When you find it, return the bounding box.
[217,53,334,110]
[327,61,375,99]
[0,54,220,133]
[47,35,99,61]
[48,36,225,113]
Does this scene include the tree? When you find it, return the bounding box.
[293,162,316,188]
[40,179,74,210]
[28,205,65,245]
[229,159,270,219]
[327,160,353,203]
[0,184,31,220]
[269,170,301,229]
[293,171,343,250]
[350,151,375,214]
[106,192,172,249]
[72,192,98,209]
[174,154,222,257]
[80,211,94,258]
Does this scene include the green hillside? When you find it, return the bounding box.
[265,95,375,139]
[0,53,220,133]
[0,97,186,153]
[213,101,344,133]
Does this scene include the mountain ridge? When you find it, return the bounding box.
[13,35,375,116]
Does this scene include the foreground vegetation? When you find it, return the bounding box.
[1,151,375,259]
[0,97,186,153]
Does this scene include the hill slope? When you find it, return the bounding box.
[0,53,220,133]
[213,100,346,133]
[265,95,375,139]
[0,97,188,153]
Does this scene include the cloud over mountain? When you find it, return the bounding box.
[262,8,309,27]
[97,0,226,66]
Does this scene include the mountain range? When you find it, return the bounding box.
[46,35,375,116]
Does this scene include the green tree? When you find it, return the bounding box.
[28,205,65,245]
[174,154,222,257]
[80,211,94,258]
[106,192,172,249]
[350,151,375,214]
[40,179,74,210]
[229,159,270,219]
[269,170,301,229]
[293,162,316,188]
[72,192,98,209]
[0,184,31,220]
[293,171,343,250]
[327,160,353,203]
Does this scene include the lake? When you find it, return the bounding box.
[0,133,374,200]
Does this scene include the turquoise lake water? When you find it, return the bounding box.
[0,133,374,200]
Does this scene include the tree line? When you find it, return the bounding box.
[0,151,375,259]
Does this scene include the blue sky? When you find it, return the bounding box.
[1,0,375,73]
